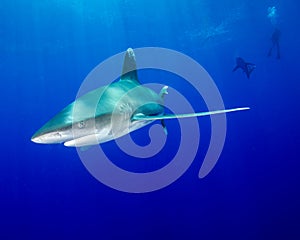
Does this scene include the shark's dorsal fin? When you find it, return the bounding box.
[121,48,140,84]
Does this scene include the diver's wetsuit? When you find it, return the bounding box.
[268,28,281,59]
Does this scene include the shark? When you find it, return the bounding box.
[233,57,256,79]
[31,48,249,147]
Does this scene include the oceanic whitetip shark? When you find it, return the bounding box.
[31,48,249,147]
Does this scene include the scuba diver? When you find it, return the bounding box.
[233,57,256,79]
[268,28,281,59]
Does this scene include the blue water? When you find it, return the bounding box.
[1,0,300,239]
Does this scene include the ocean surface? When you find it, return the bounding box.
[1,0,300,239]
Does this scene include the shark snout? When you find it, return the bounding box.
[31,131,64,144]
[31,133,46,144]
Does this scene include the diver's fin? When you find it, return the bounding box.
[132,107,250,121]
[268,47,273,57]
[277,46,281,59]
[277,53,280,59]
[121,48,140,84]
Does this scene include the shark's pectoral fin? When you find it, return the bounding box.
[132,107,250,121]
[232,65,239,72]
[64,134,101,147]
[121,48,140,84]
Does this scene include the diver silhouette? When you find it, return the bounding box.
[268,28,281,59]
[233,57,256,79]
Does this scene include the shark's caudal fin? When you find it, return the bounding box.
[132,107,250,121]
[121,48,140,84]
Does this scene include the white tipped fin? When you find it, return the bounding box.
[121,48,139,83]
[159,86,169,99]
[132,107,250,121]
[64,134,100,147]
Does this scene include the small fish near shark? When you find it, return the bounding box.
[31,48,249,148]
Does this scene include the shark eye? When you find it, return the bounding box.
[54,132,62,138]
[78,121,86,129]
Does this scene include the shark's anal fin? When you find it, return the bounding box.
[132,107,250,121]
[121,48,140,84]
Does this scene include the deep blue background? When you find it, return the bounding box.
[1,0,300,239]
